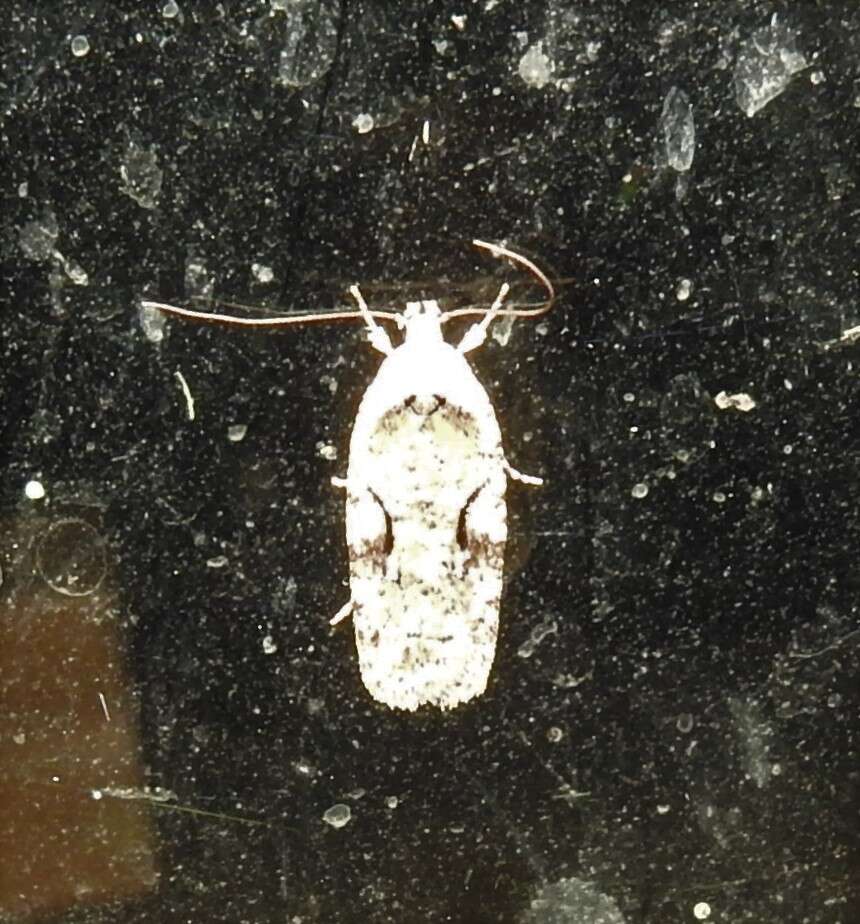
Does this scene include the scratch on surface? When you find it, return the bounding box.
[174,369,195,420]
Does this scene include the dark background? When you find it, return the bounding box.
[2,2,859,922]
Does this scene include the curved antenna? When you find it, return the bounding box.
[441,239,556,323]
[140,299,401,328]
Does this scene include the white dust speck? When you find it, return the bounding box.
[227,424,247,442]
[451,14,467,31]
[546,727,563,743]
[714,390,756,412]
[518,42,553,89]
[712,491,726,504]
[251,262,274,283]
[316,442,337,461]
[385,796,398,809]
[262,635,277,655]
[734,15,807,117]
[631,482,649,499]
[71,35,90,57]
[322,803,351,829]
[659,87,695,172]
[162,0,180,18]
[206,555,228,569]
[352,113,374,134]
[693,901,711,920]
[676,278,692,301]
[25,480,45,500]
[137,305,167,343]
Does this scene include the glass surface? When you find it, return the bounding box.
[2,4,858,922]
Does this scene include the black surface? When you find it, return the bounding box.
[2,2,859,922]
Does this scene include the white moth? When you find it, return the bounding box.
[142,240,554,711]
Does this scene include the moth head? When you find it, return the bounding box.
[399,300,444,344]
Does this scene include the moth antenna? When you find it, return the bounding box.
[458,283,510,353]
[141,299,400,328]
[349,285,394,355]
[442,240,557,323]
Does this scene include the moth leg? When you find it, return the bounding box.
[505,461,543,486]
[330,599,354,626]
[349,285,393,355]
[331,475,348,489]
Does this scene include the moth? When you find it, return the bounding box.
[143,240,554,711]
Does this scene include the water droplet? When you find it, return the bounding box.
[322,803,351,828]
[25,479,45,500]
[71,35,90,57]
[352,113,374,134]
[36,519,107,597]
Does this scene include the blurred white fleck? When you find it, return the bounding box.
[519,877,625,924]
[734,15,807,117]
[322,803,351,829]
[18,181,28,197]
[693,901,711,920]
[451,14,467,31]
[623,392,635,403]
[251,262,274,283]
[491,312,516,346]
[162,0,180,17]
[518,42,553,89]
[262,635,277,655]
[659,87,695,171]
[63,258,89,285]
[174,370,195,420]
[809,69,825,85]
[712,491,726,504]
[714,390,756,412]
[278,0,339,87]
[98,691,111,721]
[70,35,90,57]
[25,479,45,500]
[783,444,793,455]
[206,555,228,569]
[517,619,557,659]
[676,278,692,301]
[676,712,694,733]
[631,482,648,499]
[352,112,374,134]
[185,256,214,301]
[422,119,430,144]
[227,424,247,442]
[546,726,563,743]
[729,697,773,788]
[120,139,163,210]
[317,442,337,461]
[385,795,398,809]
[18,211,59,261]
[139,303,166,342]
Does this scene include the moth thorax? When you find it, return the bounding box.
[401,300,443,344]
